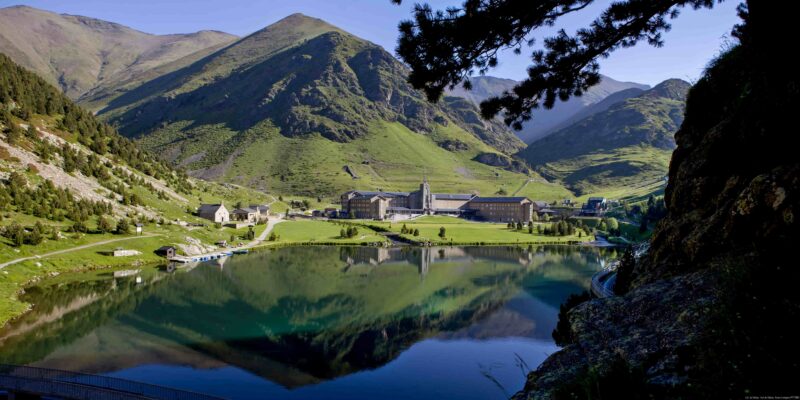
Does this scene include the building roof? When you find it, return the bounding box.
[157,246,175,251]
[351,190,410,198]
[352,194,390,201]
[249,204,270,212]
[587,197,607,202]
[198,204,225,214]
[539,208,558,214]
[532,201,549,208]
[387,207,424,212]
[232,208,258,214]
[433,193,474,200]
[470,196,531,203]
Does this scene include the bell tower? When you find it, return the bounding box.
[420,175,432,213]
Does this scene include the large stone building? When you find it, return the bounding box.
[198,203,230,223]
[340,180,535,222]
[467,197,534,223]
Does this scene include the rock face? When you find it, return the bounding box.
[472,152,529,173]
[515,2,799,398]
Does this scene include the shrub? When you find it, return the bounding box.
[552,290,591,346]
[614,246,636,295]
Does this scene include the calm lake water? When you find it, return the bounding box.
[0,246,612,399]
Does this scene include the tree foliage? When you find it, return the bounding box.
[0,53,192,194]
[395,0,717,129]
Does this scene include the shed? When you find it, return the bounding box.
[155,246,176,258]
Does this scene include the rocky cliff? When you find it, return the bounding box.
[514,2,799,398]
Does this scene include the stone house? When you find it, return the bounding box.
[198,204,230,223]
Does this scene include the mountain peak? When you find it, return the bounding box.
[642,78,691,101]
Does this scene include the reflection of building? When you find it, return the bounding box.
[340,179,535,222]
[339,246,541,275]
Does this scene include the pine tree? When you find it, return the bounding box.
[615,246,636,295]
[394,0,720,129]
[97,216,114,234]
[116,218,130,234]
[438,226,446,239]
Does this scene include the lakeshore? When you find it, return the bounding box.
[0,245,612,400]
[0,216,611,327]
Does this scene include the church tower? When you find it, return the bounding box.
[420,176,432,213]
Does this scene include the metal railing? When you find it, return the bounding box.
[590,269,616,298]
[0,364,224,400]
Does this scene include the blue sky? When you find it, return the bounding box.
[1,0,742,86]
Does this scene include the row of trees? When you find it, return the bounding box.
[508,218,587,237]
[0,172,113,223]
[1,216,135,247]
[400,224,421,236]
[340,226,360,239]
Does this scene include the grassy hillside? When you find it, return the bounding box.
[138,117,571,199]
[518,79,690,196]
[0,53,269,262]
[101,15,522,151]
[0,6,237,99]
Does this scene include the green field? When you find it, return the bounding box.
[363,216,592,245]
[270,220,387,245]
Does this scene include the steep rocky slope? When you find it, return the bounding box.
[0,5,237,99]
[515,2,798,398]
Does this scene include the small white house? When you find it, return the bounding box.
[198,203,230,223]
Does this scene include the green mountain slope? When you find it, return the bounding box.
[97,14,532,197]
[1,52,269,252]
[0,5,237,99]
[517,79,691,195]
[448,75,649,143]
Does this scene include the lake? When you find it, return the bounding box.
[0,245,612,399]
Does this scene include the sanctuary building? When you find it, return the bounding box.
[340,179,535,222]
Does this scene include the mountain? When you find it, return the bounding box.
[0,5,237,99]
[448,75,649,143]
[0,52,267,227]
[92,14,540,198]
[517,79,691,195]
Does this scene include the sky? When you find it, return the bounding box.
[0,0,742,86]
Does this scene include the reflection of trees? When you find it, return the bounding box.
[0,246,608,387]
[0,274,174,365]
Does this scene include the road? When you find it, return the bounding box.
[0,233,160,270]
[242,217,283,249]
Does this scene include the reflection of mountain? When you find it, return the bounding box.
[0,246,605,389]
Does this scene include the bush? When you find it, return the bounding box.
[413,228,420,236]
[614,246,636,295]
[438,226,446,239]
[552,290,591,346]
[116,218,130,234]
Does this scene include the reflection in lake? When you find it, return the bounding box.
[0,246,613,400]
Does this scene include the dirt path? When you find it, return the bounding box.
[242,217,283,249]
[0,233,160,270]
